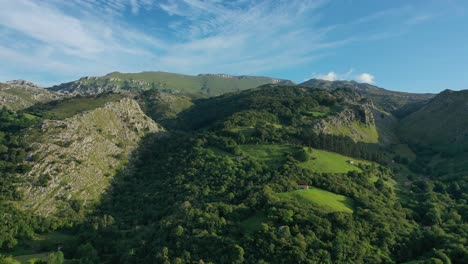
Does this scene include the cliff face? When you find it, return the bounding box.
[0,80,60,110]
[311,89,380,144]
[20,98,164,216]
[313,104,378,143]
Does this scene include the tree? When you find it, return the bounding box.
[0,254,20,264]
[294,148,310,162]
[47,251,64,264]
[76,243,99,264]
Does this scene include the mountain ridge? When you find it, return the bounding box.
[49,71,295,97]
[300,78,435,112]
[0,80,60,110]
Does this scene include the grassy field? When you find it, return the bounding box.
[14,252,50,264]
[329,121,379,143]
[239,144,371,173]
[105,71,290,96]
[239,144,294,167]
[26,94,124,120]
[276,187,354,213]
[3,231,77,263]
[299,149,370,173]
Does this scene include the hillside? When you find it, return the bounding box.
[0,80,60,110]
[19,98,163,217]
[398,89,468,152]
[49,71,295,97]
[300,79,434,112]
[0,80,466,264]
[176,84,392,145]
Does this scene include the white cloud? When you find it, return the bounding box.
[356,73,375,84]
[310,69,375,84]
[315,72,338,81]
[312,69,355,81]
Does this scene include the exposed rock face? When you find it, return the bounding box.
[0,80,60,110]
[21,98,164,216]
[313,103,378,143]
[50,78,126,96]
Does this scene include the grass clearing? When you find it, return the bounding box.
[239,144,294,168]
[300,149,370,173]
[208,147,236,157]
[276,187,354,213]
[26,94,124,120]
[0,231,76,263]
[14,252,50,264]
[328,121,379,143]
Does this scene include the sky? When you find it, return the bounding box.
[0,0,467,93]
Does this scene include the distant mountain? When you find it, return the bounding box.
[300,79,434,112]
[398,89,468,153]
[0,80,60,110]
[50,71,295,97]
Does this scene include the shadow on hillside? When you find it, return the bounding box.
[67,131,194,262]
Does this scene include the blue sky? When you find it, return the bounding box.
[0,0,467,93]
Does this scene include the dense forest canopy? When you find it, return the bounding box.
[0,84,466,264]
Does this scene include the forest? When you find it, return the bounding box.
[0,86,467,264]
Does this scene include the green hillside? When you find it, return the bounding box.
[1,79,467,264]
[299,149,371,173]
[398,89,468,153]
[300,78,434,112]
[276,187,354,213]
[50,71,295,97]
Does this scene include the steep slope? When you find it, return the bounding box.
[300,79,433,112]
[398,89,468,153]
[178,85,389,144]
[50,71,295,97]
[0,80,60,110]
[136,89,194,123]
[20,98,164,217]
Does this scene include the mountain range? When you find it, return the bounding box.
[0,71,466,264]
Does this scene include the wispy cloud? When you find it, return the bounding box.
[356,73,375,84]
[311,69,375,84]
[310,69,354,81]
[0,0,443,86]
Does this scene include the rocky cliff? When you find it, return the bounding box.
[20,98,164,217]
[0,80,60,110]
[313,103,379,144]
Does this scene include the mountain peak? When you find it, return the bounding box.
[5,79,41,88]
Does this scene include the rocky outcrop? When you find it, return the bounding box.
[20,98,164,216]
[313,103,378,143]
[0,80,60,110]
